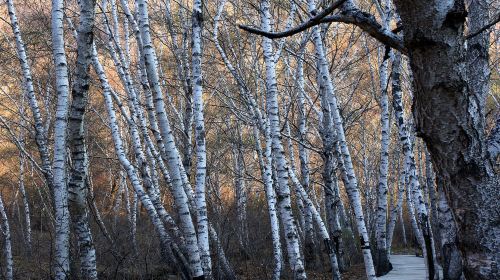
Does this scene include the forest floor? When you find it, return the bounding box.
[339,263,368,280]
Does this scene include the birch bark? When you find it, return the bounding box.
[392,1,499,277]
[136,0,204,277]
[67,1,97,278]
[295,52,316,267]
[438,189,463,280]
[386,157,405,255]
[191,0,212,276]
[253,125,282,280]
[17,104,32,255]
[51,0,71,277]
[260,1,306,277]
[0,193,13,280]
[391,53,437,279]
[374,49,392,276]
[307,0,376,277]
[233,125,249,251]
[91,45,191,279]
[213,7,284,264]
[6,0,53,189]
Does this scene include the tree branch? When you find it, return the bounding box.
[465,11,500,40]
[238,0,406,54]
[238,0,347,38]
[322,12,406,53]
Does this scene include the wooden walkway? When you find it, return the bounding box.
[379,255,428,280]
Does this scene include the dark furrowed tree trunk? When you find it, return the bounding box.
[68,1,98,278]
[393,1,499,279]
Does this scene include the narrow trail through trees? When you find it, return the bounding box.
[380,255,442,280]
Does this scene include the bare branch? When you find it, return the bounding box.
[322,11,406,53]
[238,0,406,54]
[238,0,347,38]
[465,11,500,40]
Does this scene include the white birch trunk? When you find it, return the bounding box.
[406,181,425,255]
[6,0,53,188]
[209,226,236,279]
[191,0,211,276]
[130,191,138,255]
[92,46,191,278]
[260,1,306,277]
[392,53,437,279]
[295,52,316,266]
[309,21,343,277]
[375,50,392,276]
[284,118,307,244]
[19,153,32,254]
[136,1,204,278]
[0,193,13,280]
[17,108,32,255]
[424,150,438,229]
[437,189,463,280]
[307,0,376,277]
[288,168,342,280]
[51,0,71,277]
[253,125,282,280]
[387,159,405,255]
[96,4,186,250]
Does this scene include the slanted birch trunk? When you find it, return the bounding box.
[307,0,376,277]
[253,125,282,280]
[425,150,438,229]
[295,52,317,268]
[91,45,190,279]
[136,0,204,278]
[6,0,53,189]
[17,106,32,255]
[260,1,306,278]
[310,19,343,278]
[391,53,437,280]
[387,155,405,255]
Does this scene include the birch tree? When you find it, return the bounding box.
[91,45,191,279]
[191,0,212,276]
[135,0,204,278]
[391,53,438,280]
[306,0,376,277]
[260,1,306,277]
[0,192,13,280]
[67,0,97,278]
[232,124,249,251]
[372,1,393,274]
[0,0,497,278]
[51,0,72,277]
[241,0,499,275]
[5,0,54,190]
